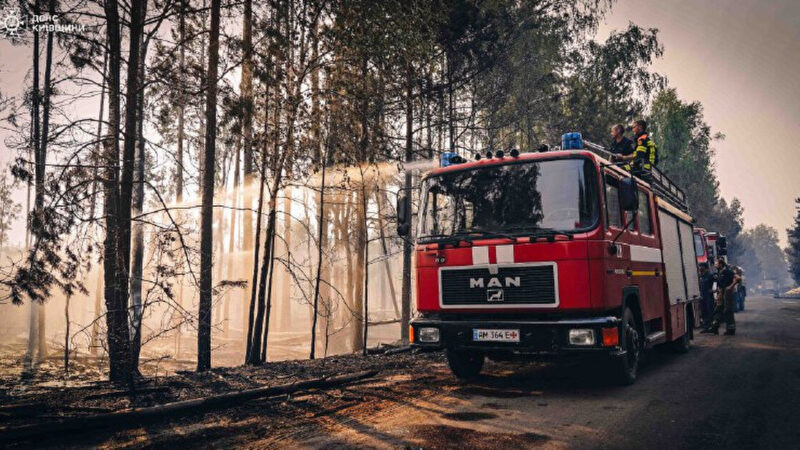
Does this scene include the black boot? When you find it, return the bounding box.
[701,327,718,335]
[724,329,735,336]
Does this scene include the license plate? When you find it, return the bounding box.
[473,329,520,342]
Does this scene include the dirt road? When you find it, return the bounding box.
[27,296,800,449]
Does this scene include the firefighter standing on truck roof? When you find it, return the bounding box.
[609,124,634,157]
[614,120,658,179]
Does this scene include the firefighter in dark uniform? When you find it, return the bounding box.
[609,124,634,157]
[698,262,715,327]
[615,120,658,180]
[702,258,739,335]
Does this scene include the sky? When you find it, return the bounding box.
[1,0,800,247]
[598,0,800,245]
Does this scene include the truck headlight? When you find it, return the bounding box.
[418,327,440,343]
[569,328,595,346]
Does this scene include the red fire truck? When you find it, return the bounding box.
[398,144,701,385]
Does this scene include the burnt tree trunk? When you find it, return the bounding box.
[240,0,255,285]
[23,0,42,371]
[309,147,327,359]
[116,0,146,380]
[360,179,369,355]
[102,0,133,383]
[89,51,108,357]
[400,64,414,343]
[244,89,270,364]
[197,0,221,372]
[129,0,149,373]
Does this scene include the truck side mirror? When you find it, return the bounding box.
[717,236,727,256]
[619,177,639,212]
[396,193,410,236]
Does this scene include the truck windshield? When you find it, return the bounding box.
[419,158,599,240]
[694,234,705,256]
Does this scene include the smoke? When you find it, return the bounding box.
[0,161,411,376]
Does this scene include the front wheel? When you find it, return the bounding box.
[609,307,641,385]
[446,349,484,380]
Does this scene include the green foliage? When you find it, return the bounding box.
[559,24,665,143]
[787,198,800,286]
[646,88,749,265]
[649,88,722,227]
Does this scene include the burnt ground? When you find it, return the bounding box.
[2,296,800,449]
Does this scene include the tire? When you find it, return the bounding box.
[446,349,484,380]
[610,307,641,385]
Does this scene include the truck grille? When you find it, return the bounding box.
[439,264,557,307]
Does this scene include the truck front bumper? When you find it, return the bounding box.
[411,316,624,356]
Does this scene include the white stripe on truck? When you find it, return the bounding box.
[496,245,514,264]
[472,246,489,265]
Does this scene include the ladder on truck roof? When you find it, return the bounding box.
[583,140,689,213]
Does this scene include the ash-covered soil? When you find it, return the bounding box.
[0,345,447,448]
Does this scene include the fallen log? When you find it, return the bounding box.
[365,343,399,355]
[83,386,171,400]
[0,404,114,419]
[0,370,378,443]
[0,403,43,414]
[367,319,401,327]
[384,346,412,355]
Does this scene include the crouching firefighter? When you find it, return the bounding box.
[616,119,658,180]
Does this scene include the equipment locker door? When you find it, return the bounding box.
[678,221,701,301]
[658,210,685,305]
[658,207,696,340]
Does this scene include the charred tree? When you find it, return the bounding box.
[244,89,271,365]
[102,0,133,383]
[89,52,108,357]
[23,0,42,371]
[400,64,414,344]
[130,0,150,374]
[198,0,222,372]
[309,148,328,359]
[241,0,255,276]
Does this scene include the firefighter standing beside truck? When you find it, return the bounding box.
[698,262,715,327]
[702,258,739,335]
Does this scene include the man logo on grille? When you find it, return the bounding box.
[487,288,504,302]
[469,276,520,288]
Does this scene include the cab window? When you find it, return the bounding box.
[605,176,622,229]
[694,234,705,256]
[638,192,652,235]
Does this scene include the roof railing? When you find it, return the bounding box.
[583,140,689,213]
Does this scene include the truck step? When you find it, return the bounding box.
[645,331,666,345]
